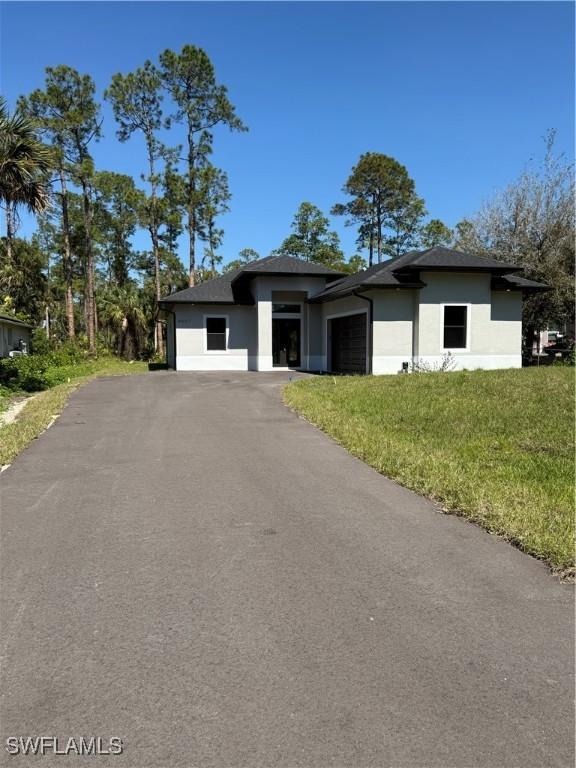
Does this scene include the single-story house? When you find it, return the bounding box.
[0,314,32,358]
[158,247,548,374]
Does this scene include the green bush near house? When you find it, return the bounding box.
[285,367,575,573]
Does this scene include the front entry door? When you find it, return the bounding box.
[272,318,301,368]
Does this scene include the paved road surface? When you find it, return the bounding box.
[1,372,573,767]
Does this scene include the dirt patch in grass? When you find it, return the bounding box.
[0,395,35,427]
[284,367,575,575]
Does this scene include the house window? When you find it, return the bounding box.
[206,317,227,351]
[443,305,468,349]
[272,303,300,314]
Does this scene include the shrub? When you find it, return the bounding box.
[30,328,54,356]
[0,355,51,391]
[0,346,90,392]
[411,352,456,373]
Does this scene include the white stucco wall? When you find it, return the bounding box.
[170,275,332,371]
[317,276,522,375]
[318,291,415,374]
[415,272,522,370]
[252,276,330,371]
[173,304,257,370]
[368,289,415,374]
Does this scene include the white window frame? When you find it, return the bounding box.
[203,314,229,354]
[441,303,471,353]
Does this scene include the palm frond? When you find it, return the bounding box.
[0,100,51,214]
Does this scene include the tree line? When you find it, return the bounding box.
[228,140,574,352]
[1,46,246,359]
[0,42,573,360]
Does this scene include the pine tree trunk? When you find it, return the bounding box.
[188,204,196,287]
[124,320,137,362]
[376,198,382,264]
[59,170,75,338]
[151,226,164,358]
[5,204,14,262]
[80,177,96,355]
[209,220,215,273]
[187,125,196,287]
[368,230,374,268]
[147,144,165,359]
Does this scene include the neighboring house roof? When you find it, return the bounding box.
[0,314,33,328]
[159,255,346,305]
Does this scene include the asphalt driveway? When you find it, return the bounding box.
[0,371,573,767]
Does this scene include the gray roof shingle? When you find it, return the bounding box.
[159,270,242,304]
[309,246,530,302]
[159,255,345,304]
[492,274,550,292]
[232,253,346,278]
[159,248,547,306]
[309,260,425,302]
[0,314,33,327]
[397,246,519,272]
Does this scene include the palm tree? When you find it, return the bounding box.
[0,98,51,258]
[99,285,147,361]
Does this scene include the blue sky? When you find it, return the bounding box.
[1,1,574,269]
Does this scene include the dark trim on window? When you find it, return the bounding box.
[443,305,468,350]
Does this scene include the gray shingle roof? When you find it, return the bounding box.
[159,248,547,306]
[309,260,425,302]
[232,253,346,279]
[309,246,528,302]
[492,274,550,292]
[159,255,345,304]
[159,270,241,304]
[0,314,33,327]
[397,246,519,272]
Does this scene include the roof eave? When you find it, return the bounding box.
[231,269,346,285]
[307,282,424,303]
[0,316,33,328]
[491,280,550,294]
[398,265,520,275]
[159,299,253,306]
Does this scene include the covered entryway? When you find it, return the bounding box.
[329,313,367,374]
[273,318,301,368]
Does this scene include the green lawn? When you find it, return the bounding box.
[285,367,575,573]
[0,358,148,467]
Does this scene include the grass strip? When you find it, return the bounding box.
[285,367,575,574]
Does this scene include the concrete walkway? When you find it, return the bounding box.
[0,372,573,767]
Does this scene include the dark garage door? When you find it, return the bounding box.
[330,313,367,374]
